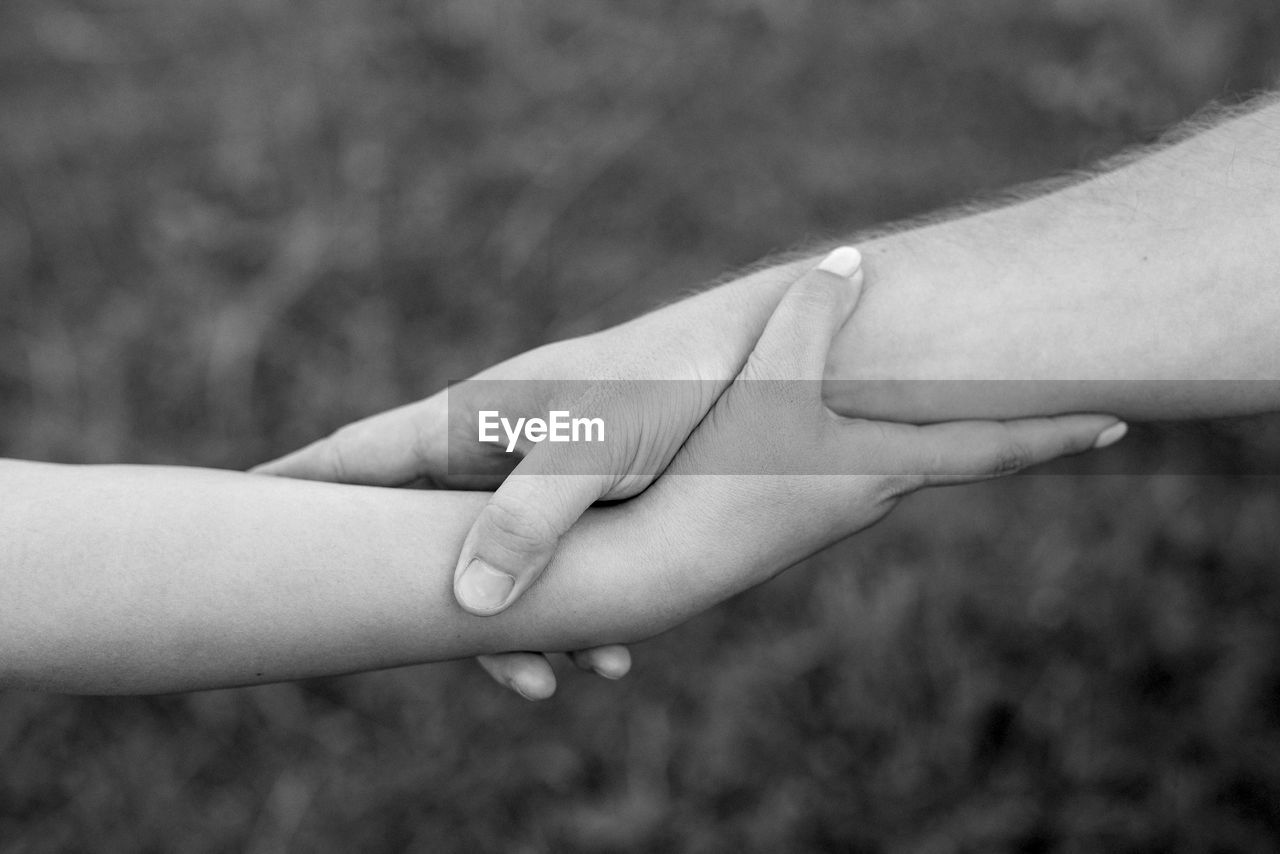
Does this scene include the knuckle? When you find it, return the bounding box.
[990,443,1031,477]
[483,493,559,552]
[789,277,843,318]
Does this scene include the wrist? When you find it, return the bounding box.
[820,211,1137,421]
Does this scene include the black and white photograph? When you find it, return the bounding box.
[2,1,1280,850]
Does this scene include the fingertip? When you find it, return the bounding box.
[1092,421,1128,450]
[571,645,632,679]
[478,652,558,699]
[812,246,865,315]
[455,557,517,615]
[820,246,865,311]
[592,646,632,680]
[816,245,862,278]
[751,245,868,380]
[512,668,557,701]
[456,475,597,614]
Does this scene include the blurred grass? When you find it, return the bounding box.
[3,1,1280,851]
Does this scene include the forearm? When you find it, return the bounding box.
[694,97,1280,421]
[0,461,683,694]
[829,98,1280,420]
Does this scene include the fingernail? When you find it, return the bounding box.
[1093,422,1128,449]
[817,246,862,278]
[512,681,540,701]
[511,672,553,701]
[457,558,515,612]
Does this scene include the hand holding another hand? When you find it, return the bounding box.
[257,247,1125,697]
[600,250,1125,627]
[441,248,1124,655]
[254,262,778,697]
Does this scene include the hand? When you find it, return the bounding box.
[581,249,1126,635]
[253,259,788,698]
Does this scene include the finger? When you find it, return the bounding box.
[252,398,445,485]
[568,645,633,680]
[476,652,558,701]
[454,435,623,615]
[891,414,1126,488]
[455,376,673,615]
[744,246,865,382]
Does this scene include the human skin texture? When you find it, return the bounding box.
[256,95,1279,697]
[0,261,1119,695]
[766,96,1280,420]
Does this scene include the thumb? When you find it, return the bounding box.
[453,439,617,615]
[744,246,865,382]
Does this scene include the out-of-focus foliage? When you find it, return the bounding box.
[2,1,1279,851]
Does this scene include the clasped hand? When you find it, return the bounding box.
[257,248,1120,698]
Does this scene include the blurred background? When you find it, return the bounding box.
[3,0,1280,850]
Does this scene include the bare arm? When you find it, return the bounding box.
[0,459,666,694]
[686,95,1280,420]
[0,261,1119,696]
[1,459,697,694]
[251,98,1280,695]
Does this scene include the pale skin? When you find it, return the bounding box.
[258,94,1280,697]
[5,97,1275,696]
[793,97,1280,420]
[0,258,1120,694]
